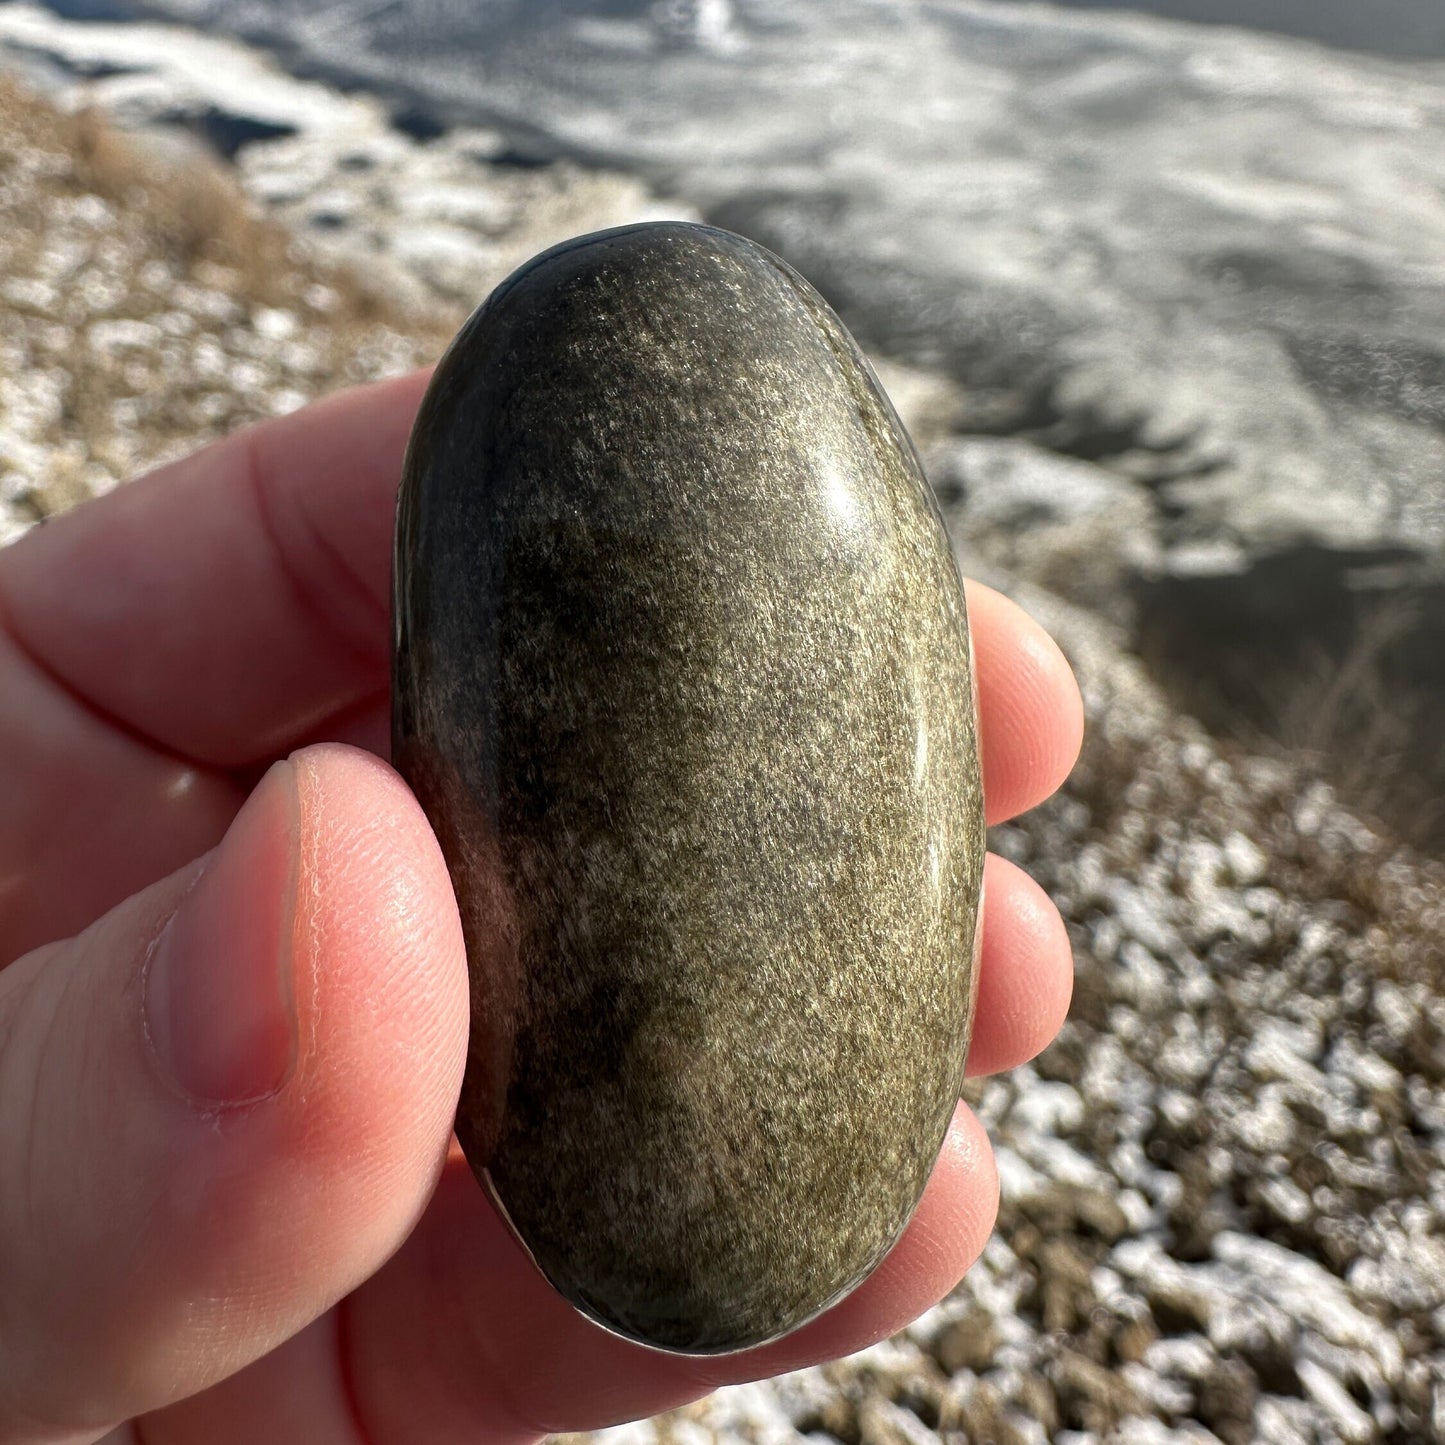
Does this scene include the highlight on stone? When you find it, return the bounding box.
[392,221,985,1354]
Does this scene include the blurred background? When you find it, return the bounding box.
[1,2,1442,1442]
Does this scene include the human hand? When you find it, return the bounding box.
[0,371,1082,1445]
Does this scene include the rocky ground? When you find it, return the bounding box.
[2,12,1444,1444]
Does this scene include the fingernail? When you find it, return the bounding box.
[145,760,301,1107]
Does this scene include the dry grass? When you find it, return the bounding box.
[1139,589,1445,860]
[1267,596,1445,847]
[0,73,459,531]
[59,101,409,324]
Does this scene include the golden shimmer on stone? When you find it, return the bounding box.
[392,222,985,1354]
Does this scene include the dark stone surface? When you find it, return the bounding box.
[392,222,984,1353]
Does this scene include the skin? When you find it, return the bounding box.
[0,370,1082,1445]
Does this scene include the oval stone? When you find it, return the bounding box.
[392,221,984,1354]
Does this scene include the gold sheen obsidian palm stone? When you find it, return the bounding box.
[392,221,984,1355]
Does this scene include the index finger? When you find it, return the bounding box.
[0,370,430,766]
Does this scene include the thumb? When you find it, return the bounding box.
[0,744,469,1445]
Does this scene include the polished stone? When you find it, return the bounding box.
[392,221,984,1354]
